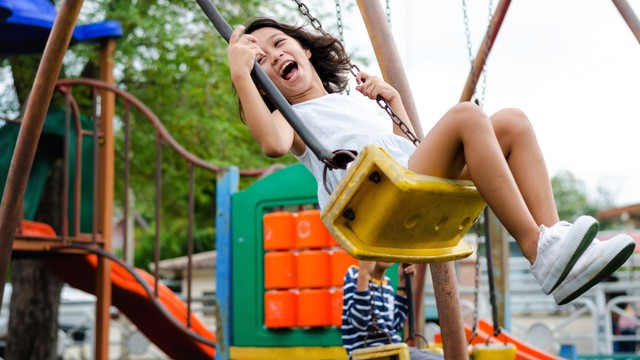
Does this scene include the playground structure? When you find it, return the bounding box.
[1,0,640,359]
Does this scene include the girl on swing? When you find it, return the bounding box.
[226,17,634,306]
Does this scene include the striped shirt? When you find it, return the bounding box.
[341,265,409,357]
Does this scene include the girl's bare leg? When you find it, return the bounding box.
[408,102,539,262]
[489,108,559,227]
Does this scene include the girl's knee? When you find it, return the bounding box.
[446,102,490,127]
[491,107,535,139]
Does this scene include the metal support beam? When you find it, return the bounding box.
[612,0,640,44]
[0,0,84,314]
[355,0,424,139]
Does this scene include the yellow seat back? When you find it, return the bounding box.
[321,145,485,263]
[351,343,411,360]
[472,343,517,360]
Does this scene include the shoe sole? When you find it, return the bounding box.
[540,216,599,294]
[553,235,635,305]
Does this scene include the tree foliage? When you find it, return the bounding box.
[64,0,302,267]
[551,170,597,222]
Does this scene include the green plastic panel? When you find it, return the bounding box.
[232,164,342,346]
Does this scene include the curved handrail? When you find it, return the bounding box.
[55,78,270,177]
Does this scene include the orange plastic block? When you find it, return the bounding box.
[330,289,344,327]
[297,250,331,288]
[330,249,358,287]
[264,251,297,289]
[19,220,56,237]
[264,290,298,328]
[263,211,296,250]
[295,209,331,249]
[327,232,340,248]
[298,289,331,327]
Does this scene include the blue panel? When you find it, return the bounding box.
[215,167,239,360]
[0,0,122,56]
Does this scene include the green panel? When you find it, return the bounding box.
[0,107,94,233]
[232,164,344,346]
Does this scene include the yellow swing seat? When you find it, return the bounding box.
[321,144,486,263]
[351,343,410,360]
[472,343,517,359]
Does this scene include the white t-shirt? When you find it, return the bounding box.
[292,93,416,208]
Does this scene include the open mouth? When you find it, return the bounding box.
[280,61,298,80]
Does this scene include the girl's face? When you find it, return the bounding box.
[250,26,326,103]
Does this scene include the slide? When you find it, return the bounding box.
[434,319,561,360]
[20,221,216,359]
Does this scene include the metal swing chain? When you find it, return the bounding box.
[363,282,393,347]
[462,0,493,107]
[385,0,391,24]
[291,0,421,147]
[468,214,483,344]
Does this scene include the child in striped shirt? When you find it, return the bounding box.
[341,261,443,359]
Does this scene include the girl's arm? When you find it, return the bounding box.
[354,71,416,139]
[227,26,302,157]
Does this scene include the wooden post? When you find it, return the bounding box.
[94,36,117,360]
[488,210,510,330]
[0,0,84,312]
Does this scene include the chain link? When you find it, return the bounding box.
[462,0,493,107]
[292,0,420,147]
[385,0,391,24]
[335,0,345,44]
[469,212,484,344]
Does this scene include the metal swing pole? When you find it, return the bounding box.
[612,0,640,44]
[195,0,350,169]
[356,1,469,358]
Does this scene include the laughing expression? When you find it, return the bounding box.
[252,27,327,104]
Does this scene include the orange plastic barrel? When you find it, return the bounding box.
[264,251,297,289]
[298,289,331,327]
[295,209,331,249]
[264,290,298,328]
[330,249,358,287]
[297,250,331,288]
[263,211,296,250]
[330,289,344,327]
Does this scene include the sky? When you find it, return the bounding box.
[326,0,640,208]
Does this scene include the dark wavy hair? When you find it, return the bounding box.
[238,17,352,114]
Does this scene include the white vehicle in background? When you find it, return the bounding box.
[1,283,96,357]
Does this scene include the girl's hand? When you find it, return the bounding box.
[227,26,265,82]
[355,71,400,103]
[398,264,416,288]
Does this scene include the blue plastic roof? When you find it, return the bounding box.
[0,0,122,56]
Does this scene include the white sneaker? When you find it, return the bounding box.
[552,235,635,305]
[531,216,599,294]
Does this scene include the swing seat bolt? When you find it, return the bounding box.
[368,171,381,183]
[342,208,356,221]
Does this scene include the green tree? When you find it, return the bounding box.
[1,1,308,357]
[551,170,596,222]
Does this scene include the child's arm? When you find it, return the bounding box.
[354,71,416,139]
[227,26,304,157]
[343,265,373,330]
